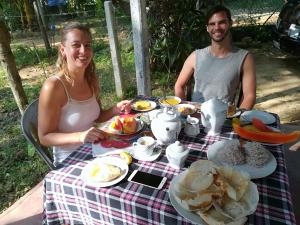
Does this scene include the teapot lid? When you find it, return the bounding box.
[186,115,199,124]
[168,141,185,153]
[157,107,178,121]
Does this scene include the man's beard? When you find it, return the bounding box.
[210,29,230,42]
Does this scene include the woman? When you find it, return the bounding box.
[38,22,131,166]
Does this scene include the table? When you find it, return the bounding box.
[43,104,296,225]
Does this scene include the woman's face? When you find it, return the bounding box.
[60,29,93,72]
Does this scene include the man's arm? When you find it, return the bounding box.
[239,53,256,110]
[174,51,196,100]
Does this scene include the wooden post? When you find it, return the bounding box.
[0,21,28,114]
[104,1,125,98]
[37,0,47,30]
[130,0,151,96]
[33,1,51,56]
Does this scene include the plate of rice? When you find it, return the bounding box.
[207,140,277,179]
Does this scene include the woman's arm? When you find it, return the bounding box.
[95,99,132,123]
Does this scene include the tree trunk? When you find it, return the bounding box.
[0,21,28,114]
[23,0,33,31]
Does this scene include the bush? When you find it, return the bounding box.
[147,0,209,73]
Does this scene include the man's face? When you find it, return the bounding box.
[206,11,232,43]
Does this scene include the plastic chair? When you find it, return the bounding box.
[21,99,56,170]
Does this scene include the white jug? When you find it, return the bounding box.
[200,98,228,135]
[184,115,200,136]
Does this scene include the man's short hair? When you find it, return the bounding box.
[205,5,232,25]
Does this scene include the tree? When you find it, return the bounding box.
[0,20,28,114]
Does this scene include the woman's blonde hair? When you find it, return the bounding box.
[56,22,99,92]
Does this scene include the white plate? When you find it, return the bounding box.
[207,140,277,179]
[97,117,144,136]
[175,104,197,116]
[240,110,276,124]
[169,170,259,224]
[131,145,162,161]
[131,100,157,112]
[169,171,206,225]
[81,156,128,187]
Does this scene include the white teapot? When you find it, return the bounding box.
[150,107,181,145]
[200,98,228,135]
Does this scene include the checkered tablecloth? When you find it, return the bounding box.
[43,105,296,225]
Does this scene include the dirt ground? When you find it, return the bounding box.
[249,44,300,126]
[19,42,300,126]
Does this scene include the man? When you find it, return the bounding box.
[174,5,256,110]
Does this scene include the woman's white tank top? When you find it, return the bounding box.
[53,76,100,165]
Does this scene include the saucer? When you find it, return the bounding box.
[131,146,162,162]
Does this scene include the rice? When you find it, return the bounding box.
[217,140,245,165]
[244,142,270,167]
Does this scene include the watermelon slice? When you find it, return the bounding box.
[252,117,274,132]
[100,139,131,148]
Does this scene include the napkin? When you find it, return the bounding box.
[92,143,133,157]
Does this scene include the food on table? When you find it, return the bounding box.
[232,118,300,144]
[217,140,245,165]
[134,100,151,110]
[110,115,137,134]
[100,139,131,148]
[216,140,270,168]
[89,163,121,182]
[244,142,270,167]
[159,96,181,106]
[119,152,132,165]
[252,117,274,132]
[177,106,195,116]
[174,160,258,225]
[197,207,247,225]
[227,103,236,117]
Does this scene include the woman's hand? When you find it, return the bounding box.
[114,100,132,115]
[79,127,106,144]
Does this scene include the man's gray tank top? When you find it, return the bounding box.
[192,46,248,103]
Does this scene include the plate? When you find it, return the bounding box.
[207,140,277,179]
[81,156,128,187]
[131,100,157,112]
[131,145,162,161]
[169,171,206,225]
[159,96,181,106]
[240,110,276,124]
[97,117,145,137]
[169,170,259,225]
[175,104,197,116]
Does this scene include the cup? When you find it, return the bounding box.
[184,116,200,136]
[133,136,156,157]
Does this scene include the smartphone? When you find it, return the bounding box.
[127,170,167,189]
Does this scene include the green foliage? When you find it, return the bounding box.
[147,0,208,73]
[0,2,22,31]
[12,45,57,69]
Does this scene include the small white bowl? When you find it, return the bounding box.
[175,104,196,116]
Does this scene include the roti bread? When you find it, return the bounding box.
[173,160,258,225]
